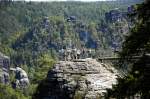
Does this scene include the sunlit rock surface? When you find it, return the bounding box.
[10,67,29,88]
[35,58,119,99]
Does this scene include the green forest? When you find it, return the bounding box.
[0,0,134,82]
[1,0,149,99]
[105,1,150,98]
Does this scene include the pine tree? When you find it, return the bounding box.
[106,0,150,98]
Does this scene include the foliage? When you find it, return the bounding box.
[0,1,143,99]
[0,84,27,99]
[105,1,150,98]
[73,91,84,99]
[33,53,55,83]
[0,1,135,81]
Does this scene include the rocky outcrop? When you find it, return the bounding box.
[0,52,10,84]
[34,58,119,99]
[0,52,29,88]
[0,68,9,84]
[10,67,29,89]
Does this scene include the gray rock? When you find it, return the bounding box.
[40,58,119,99]
[10,67,29,88]
[0,68,9,84]
[0,52,10,84]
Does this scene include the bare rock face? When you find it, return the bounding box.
[0,68,9,84]
[34,58,119,99]
[0,52,10,84]
[10,67,30,89]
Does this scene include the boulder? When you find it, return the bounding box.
[10,67,29,88]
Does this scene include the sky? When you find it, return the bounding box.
[15,0,116,2]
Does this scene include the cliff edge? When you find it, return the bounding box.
[34,58,119,99]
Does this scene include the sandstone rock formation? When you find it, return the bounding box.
[0,68,9,84]
[10,67,29,88]
[34,58,119,99]
[0,52,10,84]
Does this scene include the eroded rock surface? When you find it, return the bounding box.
[10,67,30,89]
[0,52,10,84]
[35,58,119,99]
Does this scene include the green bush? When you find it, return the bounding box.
[0,84,27,99]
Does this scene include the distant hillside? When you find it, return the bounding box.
[0,1,144,98]
[0,0,143,84]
